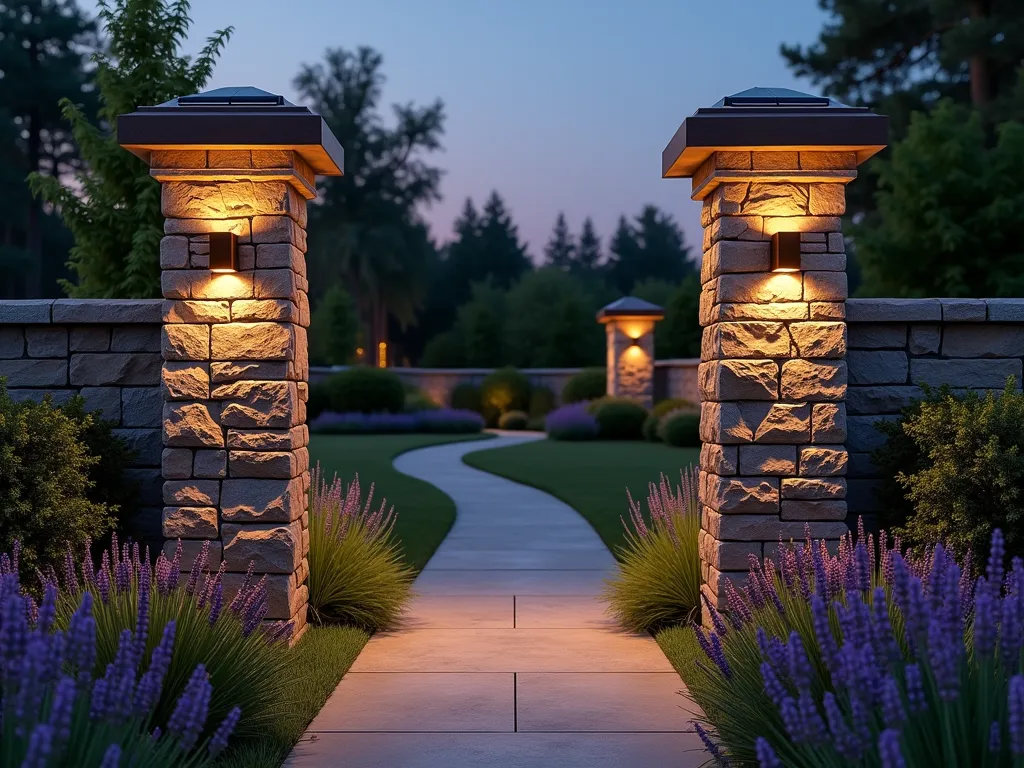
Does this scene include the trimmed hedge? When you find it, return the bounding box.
[562,368,606,404]
[643,398,698,442]
[660,410,701,447]
[480,367,531,426]
[498,410,529,430]
[528,385,557,419]
[324,367,406,414]
[589,396,648,440]
[450,382,482,413]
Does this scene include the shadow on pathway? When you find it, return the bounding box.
[288,434,708,767]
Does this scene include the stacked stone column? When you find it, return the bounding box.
[696,151,853,615]
[605,321,656,407]
[156,149,312,640]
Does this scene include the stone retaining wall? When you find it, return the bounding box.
[0,298,164,542]
[846,297,1024,521]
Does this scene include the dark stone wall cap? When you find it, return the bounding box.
[597,296,665,322]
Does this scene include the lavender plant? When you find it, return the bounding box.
[53,537,291,740]
[604,469,701,632]
[308,465,414,630]
[684,523,1024,767]
[544,402,599,441]
[0,552,240,767]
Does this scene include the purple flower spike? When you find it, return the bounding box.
[854,543,871,593]
[786,631,813,691]
[169,664,213,751]
[694,626,731,679]
[988,529,1006,586]
[990,720,1002,753]
[134,620,176,716]
[209,706,242,756]
[904,663,927,714]
[797,690,826,744]
[880,675,905,728]
[973,577,997,657]
[879,728,906,768]
[1010,675,1024,754]
[48,675,76,745]
[21,723,54,768]
[693,722,727,765]
[99,743,121,768]
[755,737,781,768]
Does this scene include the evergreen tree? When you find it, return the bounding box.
[575,216,602,272]
[309,284,359,366]
[0,0,96,297]
[457,279,506,367]
[543,212,575,270]
[30,0,232,298]
[657,276,701,359]
[607,205,693,294]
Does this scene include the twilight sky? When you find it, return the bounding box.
[94,0,829,260]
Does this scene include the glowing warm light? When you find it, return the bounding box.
[207,273,248,296]
[756,272,803,303]
[620,319,655,340]
[377,342,387,368]
[356,347,364,358]
[624,344,647,361]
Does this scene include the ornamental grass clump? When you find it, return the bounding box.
[604,468,701,632]
[0,548,241,767]
[308,466,413,630]
[683,522,1024,767]
[54,536,291,741]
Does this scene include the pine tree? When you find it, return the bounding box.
[607,206,693,294]
[309,284,359,366]
[29,0,232,298]
[478,191,532,287]
[543,212,575,270]
[575,216,602,272]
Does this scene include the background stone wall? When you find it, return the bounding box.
[0,298,164,542]
[846,297,1024,523]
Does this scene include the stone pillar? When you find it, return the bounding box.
[155,149,314,637]
[693,153,855,613]
[597,297,664,408]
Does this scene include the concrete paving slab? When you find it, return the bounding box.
[288,732,710,768]
[400,595,513,629]
[422,548,614,570]
[516,673,700,732]
[414,569,613,595]
[306,673,514,732]
[349,628,676,673]
[515,595,616,629]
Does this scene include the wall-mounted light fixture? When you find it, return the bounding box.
[209,231,239,273]
[771,231,801,273]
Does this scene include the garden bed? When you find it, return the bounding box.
[462,438,699,553]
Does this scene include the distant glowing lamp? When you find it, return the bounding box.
[771,231,801,273]
[209,231,238,273]
[377,342,387,368]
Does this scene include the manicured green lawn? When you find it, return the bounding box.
[309,432,494,571]
[224,431,491,767]
[463,439,700,555]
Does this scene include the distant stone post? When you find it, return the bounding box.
[597,297,664,408]
[119,87,345,641]
[661,88,887,618]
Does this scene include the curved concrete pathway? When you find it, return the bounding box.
[289,435,707,767]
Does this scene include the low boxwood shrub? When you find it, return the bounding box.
[324,367,405,414]
[416,408,485,434]
[873,378,1024,562]
[308,467,414,630]
[660,410,701,447]
[3,558,244,766]
[480,367,531,426]
[450,382,482,413]
[562,367,606,404]
[309,409,483,435]
[404,388,440,412]
[306,380,331,420]
[589,396,648,440]
[545,402,599,441]
[528,385,557,419]
[55,537,292,742]
[498,410,529,430]
[677,525,1024,768]
[643,398,697,442]
[0,381,116,575]
[604,468,700,632]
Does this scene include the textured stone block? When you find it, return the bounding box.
[210,323,293,361]
[222,520,303,574]
[151,149,206,168]
[122,387,162,427]
[987,299,1024,322]
[0,300,52,323]
[942,325,1024,358]
[716,273,803,304]
[847,324,906,349]
[845,386,923,415]
[847,479,883,513]
[253,270,298,299]
[111,428,161,467]
[161,271,191,299]
[753,403,811,443]
[800,151,857,170]
[810,302,845,320]
[911,358,1022,389]
[799,252,845,271]
[703,508,847,542]
[781,478,847,500]
[163,480,220,506]
[127,467,165,506]
[700,443,738,476]
[738,445,797,476]
[163,402,223,447]
[710,215,763,243]
[799,445,849,476]
[740,183,808,216]
[699,360,778,401]
[702,240,769,282]
[80,387,121,421]
[780,499,847,520]
[162,362,210,400]
[762,216,842,236]
[209,361,290,383]
[162,540,222,571]
[845,299,941,322]
[70,353,161,386]
[53,299,162,324]
[780,360,846,401]
[847,415,897,453]
[162,448,193,479]
[803,271,847,301]
[808,184,845,215]
[229,450,300,478]
[848,351,908,385]
[214,380,298,428]
[0,359,67,387]
[165,217,252,240]
[162,325,210,361]
[699,532,761,571]
[221,477,305,522]
[712,302,808,322]
[256,243,304,270]
[70,328,109,353]
[848,453,880,479]
[26,328,67,358]
[7,388,75,405]
[162,300,231,324]
[160,236,189,268]
[939,299,986,322]
[231,300,298,323]
[703,474,779,514]
[702,322,789,359]
[111,326,161,353]
[908,325,940,355]
[163,506,218,538]
[788,322,845,358]
[194,449,227,479]
[811,403,847,443]
[161,180,300,220]
[191,272,255,300]
[207,149,252,168]
[221,571,306,620]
